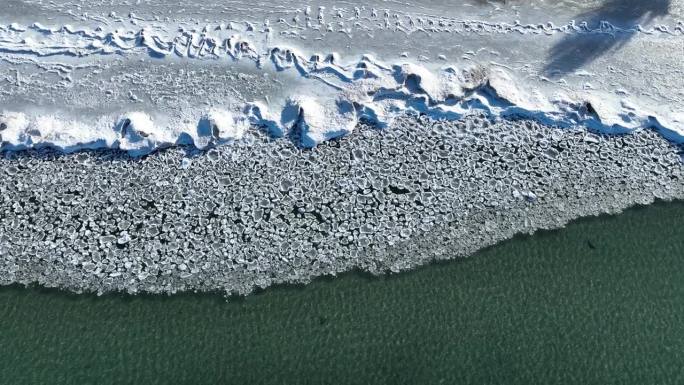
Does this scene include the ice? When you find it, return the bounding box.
[0,112,30,148]
[1,115,682,295]
[0,1,681,154]
[288,96,357,148]
[0,0,683,295]
[196,109,249,147]
[116,112,173,155]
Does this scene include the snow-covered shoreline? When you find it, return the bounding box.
[2,1,683,155]
[1,1,683,295]
[2,53,682,155]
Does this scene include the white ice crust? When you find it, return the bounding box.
[0,15,682,155]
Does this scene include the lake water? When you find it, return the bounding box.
[1,201,683,384]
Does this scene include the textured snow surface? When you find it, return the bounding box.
[0,1,683,154]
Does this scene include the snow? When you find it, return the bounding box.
[0,1,682,155]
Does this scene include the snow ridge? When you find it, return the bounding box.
[0,18,683,155]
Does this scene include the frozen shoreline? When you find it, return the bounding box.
[2,1,683,155]
[1,1,683,295]
[1,16,683,155]
[1,116,682,295]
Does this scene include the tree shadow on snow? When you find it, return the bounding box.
[543,0,670,78]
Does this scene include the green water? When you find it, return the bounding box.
[1,202,684,385]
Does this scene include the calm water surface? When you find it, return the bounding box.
[1,201,684,384]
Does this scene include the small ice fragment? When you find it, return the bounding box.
[116,231,131,245]
[583,133,600,144]
[180,157,192,169]
[9,23,26,32]
[523,191,537,202]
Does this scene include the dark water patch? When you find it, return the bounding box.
[1,201,684,384]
